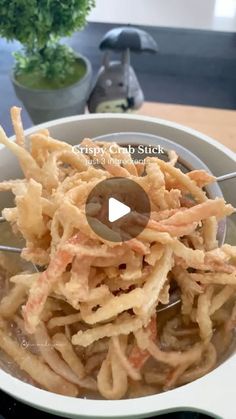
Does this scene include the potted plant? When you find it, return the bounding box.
[0,0,95,124]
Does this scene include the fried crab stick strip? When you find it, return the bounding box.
[149,157,219,250]
[0,323,78,396]
[0,125,42,181]
[128,315,157,370]
[98,141,138,175]
[80,138,130,177]
[22,233,86,333]
[112,336,141,380]
[161,198,234,226]
[135,327,204,368]
[126,198,234,238]
[97,338,128,399]
[35,323,97,391]
[10,106,25,147]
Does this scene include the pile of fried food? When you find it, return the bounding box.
[0,106,235,399]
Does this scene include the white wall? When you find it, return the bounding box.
[88,0,236,32]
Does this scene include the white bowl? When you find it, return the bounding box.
[0,114,235,419]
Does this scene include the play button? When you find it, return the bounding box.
[108,198,131,222]
[85,177,150,242]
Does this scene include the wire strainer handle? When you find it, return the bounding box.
[216,172,236,182]
[0,245,21,253]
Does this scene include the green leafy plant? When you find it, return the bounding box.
[0,0,95,88]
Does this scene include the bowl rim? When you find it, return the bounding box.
[0,113,235,418]
[16,112,236,161]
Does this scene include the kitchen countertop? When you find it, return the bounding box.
[138,102,236,153]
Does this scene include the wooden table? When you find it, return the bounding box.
[138,102,236,153]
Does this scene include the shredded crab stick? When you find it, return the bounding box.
[128,315,157,370]
[22,233,85,333]
[10,106,25,147]
[80,138,130,177]
[0,125,42,181]
[161,198,234,226]
[0,107,236,400]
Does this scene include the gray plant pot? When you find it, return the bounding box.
[11,54,92,124]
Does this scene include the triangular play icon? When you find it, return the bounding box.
[108,197,131,223]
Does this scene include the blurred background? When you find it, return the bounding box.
[89,0,236,30]
[0,0,236,134]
